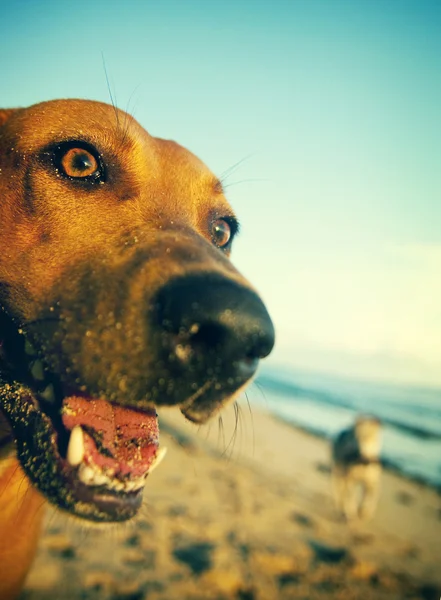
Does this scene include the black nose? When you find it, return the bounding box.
[154,273,275,377]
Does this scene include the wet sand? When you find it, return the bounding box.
[20,403,441,600]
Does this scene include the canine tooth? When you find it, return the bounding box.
[31,360,45,381]
[40,384,55,403]
[67,426,85,467]
[78,465,95,484]
[149,447,167,474]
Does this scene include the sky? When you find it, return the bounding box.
[1,0,440,387]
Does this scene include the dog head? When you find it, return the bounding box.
[0,99,274,521]
[355,416,382,459]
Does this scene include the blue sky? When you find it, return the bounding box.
[1,0,440,385]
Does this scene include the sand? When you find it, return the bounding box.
[19,401,441,600]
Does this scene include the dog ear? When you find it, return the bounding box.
[0,109,18,127]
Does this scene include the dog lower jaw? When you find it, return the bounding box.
[59,476,145,522]
[0,379,167,523]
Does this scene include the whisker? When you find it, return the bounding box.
[217,414,226,453]
[121,84,142,144]
[222,177,268,189]
[219,154,254,184]
[253,380,269,408]
[220,402,240,461]
[102,53,121,132]
[230,401,240,459]
[139,501,154,523]
[234,401,244,459]
[244,390,256,458]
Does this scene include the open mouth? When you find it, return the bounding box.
[61,395,166,499]
[0,325,166,522]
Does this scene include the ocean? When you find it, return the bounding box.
[253,364,441,489]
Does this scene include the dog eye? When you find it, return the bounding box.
[211,218,232,248]
[60,147,100,179]
[49,141,105,182]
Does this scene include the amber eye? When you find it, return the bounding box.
[211,218,232,248]
[59,147,100,179]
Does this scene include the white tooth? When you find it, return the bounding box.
[132,478,145,491]
[67,426,85,467]
[40,384,55,403]
[31,360,45,381]
[111,480,125,492]
[125,479,144,492]
[91,471,110,486]
[79,465,95,484]
[149,447,167,474]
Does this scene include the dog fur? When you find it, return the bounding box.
[0,99,274,598]
[331,416,382,522]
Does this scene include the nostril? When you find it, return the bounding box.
[189,322,227,351]
[172,322,228,365]
[153,274,275,368]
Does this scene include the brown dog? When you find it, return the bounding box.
[0,99,274,599]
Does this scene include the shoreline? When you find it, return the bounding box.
[268,411,441,492]
[251,372,441,490]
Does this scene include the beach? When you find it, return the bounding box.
[21,403,441,600]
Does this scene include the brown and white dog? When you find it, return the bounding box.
[331,416,382,522]
[0,99,275,599]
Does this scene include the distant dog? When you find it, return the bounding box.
[331,416,382,521]
[0,99,275,599]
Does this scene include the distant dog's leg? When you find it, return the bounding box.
[342,476,360,522]
[358,465,380,521]
[331,467,347,519]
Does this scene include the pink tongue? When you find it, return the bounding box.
[62,397,159,477]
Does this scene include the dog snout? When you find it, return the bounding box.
[154,273,275,379]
